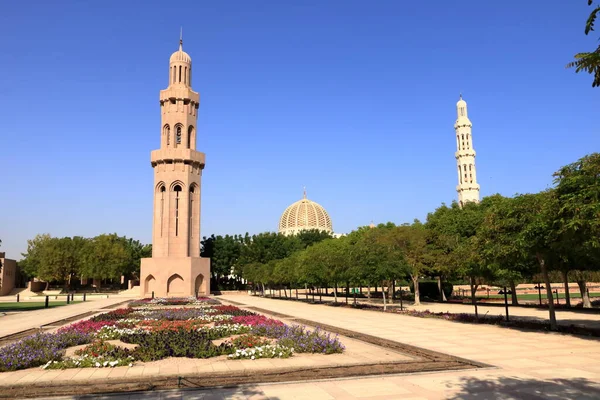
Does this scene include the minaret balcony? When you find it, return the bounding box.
[151,148,205,166]
[455,150,476,158]
[160,88,199,103]
[456,183,481,191]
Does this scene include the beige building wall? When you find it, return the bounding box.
[140,38,211,297]
[0,256,17,296]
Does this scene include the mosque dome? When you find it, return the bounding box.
[278,191,333,236]
[170,41,191,64]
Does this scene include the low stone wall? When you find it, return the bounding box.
[211,290,248,295]
[28,280,47,293]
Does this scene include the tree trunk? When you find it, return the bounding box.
[261,283,265,297]
[509,280,519,305]
[333,282,338,303]
[469,276,479,320]
[411,274,420,306]
[562,270,571,308]
[437,276,447,302]
[345,282,349,304]
[578,280,592,308]
[367,285,371,301]
[538,254,558,330]
[381,281,387,312]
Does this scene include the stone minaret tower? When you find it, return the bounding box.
[140,35,211,297]
[454,95,480,206]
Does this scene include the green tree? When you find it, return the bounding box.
[119,237,152,279]
[35,237,86,290]
[479,192,560,330]
[294,229,333,249]
[382,223,428,305]
[201,234,244,286]
[553,153,600,307]
[566,1,600,87]
[81,234,129,280]
[354,226,405,310]
[19,234,53,279]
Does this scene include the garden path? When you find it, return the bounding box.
[0,296,132,338]
[281,292,600,329]
[407,301,600,329]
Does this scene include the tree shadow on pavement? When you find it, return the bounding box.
[78,385,276,399]
[450,376,600,399]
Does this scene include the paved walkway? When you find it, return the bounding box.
[12,294,600,399]
[0,296,133,338]
[408,301,600,329]
[278,293,600,329]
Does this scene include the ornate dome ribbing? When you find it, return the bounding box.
[278,191,333,236]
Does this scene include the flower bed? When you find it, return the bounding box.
[0,297,344,372]
[128,297,220,307]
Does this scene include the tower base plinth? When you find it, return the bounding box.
[140,257,210,298]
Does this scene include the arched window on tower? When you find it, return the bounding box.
[172,66,176,84]
[458,166,463,184]
[184,67,187,84]
[189,186,195,238]
[187,126,193,149]
[176,125,182,145]
[164,124,171,146]
[173,185,182,236]
[159,186,166,236]
[179,66,182,83]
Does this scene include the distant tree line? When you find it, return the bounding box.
[206,153,600,331]
[19,234,151,290]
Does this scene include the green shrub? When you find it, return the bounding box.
[121,330,229,361]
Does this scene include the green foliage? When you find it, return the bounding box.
[566,1,600,87]
[201,234,244,280]
[121,330,229,361]
[19,233,150,287]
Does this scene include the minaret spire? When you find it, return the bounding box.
[179,27,183,50]
[454,95,480,206]
[303,186,307,199]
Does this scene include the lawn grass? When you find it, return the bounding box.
[0,301,81,312]
[482,292,599,301]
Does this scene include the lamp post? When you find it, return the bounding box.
[399,289,404,311]
[498,287,512,322]
[534,284,544,306]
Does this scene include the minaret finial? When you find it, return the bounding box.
[459,92,462,100]
[179,27,183,49]
[303,186,307,199]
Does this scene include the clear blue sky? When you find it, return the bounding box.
[0,0,598,259]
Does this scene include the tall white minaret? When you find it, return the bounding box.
[140,33,211,298]
[454,95,480,206]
